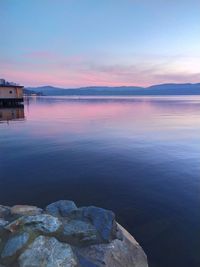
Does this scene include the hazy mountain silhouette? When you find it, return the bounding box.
[26,83,200,96]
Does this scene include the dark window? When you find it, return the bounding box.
[9,91,12,94]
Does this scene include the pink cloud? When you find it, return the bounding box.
[1,54,200,87]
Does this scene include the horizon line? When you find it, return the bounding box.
[25,81,200,89]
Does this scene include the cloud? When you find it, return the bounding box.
[1,52,200,87]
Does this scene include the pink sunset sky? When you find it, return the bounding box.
[1,0,200,88]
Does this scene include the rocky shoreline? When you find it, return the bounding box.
[0,200,148,267]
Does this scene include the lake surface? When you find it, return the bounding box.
[0,96,200,267]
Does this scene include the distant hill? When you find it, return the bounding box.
[25,83,200,96]
[23,88,43,96]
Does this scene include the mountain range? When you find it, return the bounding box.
[25,83,200,96]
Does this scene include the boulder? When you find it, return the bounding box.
[6,214,62,234]
[18,235,78,267]
[0,206,10,220]
[0,220,9,237]
[0,220,8,228]
[11,205,43,216]
[0,238,3,252]
[82,206,117,242]
[61,220,100,246]
[75,224,148,267]
[46,200,78,217]
[0,200,148,267]
[1,232,30,262]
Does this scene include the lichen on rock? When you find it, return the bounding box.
[5,214,62,234]
[19,235,78,267]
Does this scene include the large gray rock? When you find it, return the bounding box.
[0,220,8,228]
[61,220,100,246]
[0,219,9,237]
[0,206,10,220]
[76,224,148,267]
[46,200,78,217]
[1,232,30,261]
[82,206,117,242]
[6,214,62,234]
[11,205,43,216]
[19,235,78,267]
[0,200,149,267]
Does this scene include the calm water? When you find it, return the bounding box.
[0,96,200,267]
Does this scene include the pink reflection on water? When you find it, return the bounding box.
[22,96,200,140]
[25,98,156,136]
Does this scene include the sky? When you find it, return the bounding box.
[0,0,200,88]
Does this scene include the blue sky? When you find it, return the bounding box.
[0,0,200,87]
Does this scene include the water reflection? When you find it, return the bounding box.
[0,106,25,123]
[0,96,200,267]
[23,96,200,138]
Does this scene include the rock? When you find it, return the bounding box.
[0,219,9,238]
[0,206,10,219]
[0,220,8,228]
[75,224,148,267]
[11,205,43,216]
[0,200,149,267]
[46,200,78,217]
[19,235,78,267]
[0,220,9,243]
[0,238,3,251]
[61,220,100,246]
[82,206,117,242]
[6,214,62,234]
[1,232,30,261]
